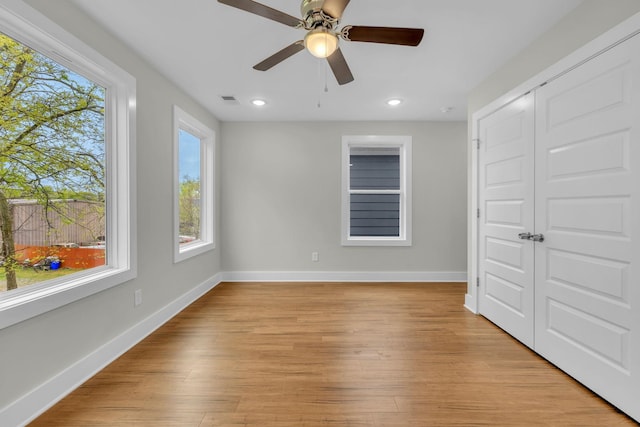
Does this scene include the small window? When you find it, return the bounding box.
[342,136,412,246]
[173,106,215,262]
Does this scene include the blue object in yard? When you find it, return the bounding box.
[50,260,61,270]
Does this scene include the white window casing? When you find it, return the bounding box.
[0,0,137,330]
[173,105,215,263]
[341,135,412,246]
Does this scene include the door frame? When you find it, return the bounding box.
[467,11,640,313]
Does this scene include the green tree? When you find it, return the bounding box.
[179,177,201,241]
[1,33,105,291]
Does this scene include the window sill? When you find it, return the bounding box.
[342,237,412,247]
[0,266,136,330]
[174,240,215,263]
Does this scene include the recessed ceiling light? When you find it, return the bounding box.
[251,99,266,107]
[387,98,402,106]
[440,106,453,113]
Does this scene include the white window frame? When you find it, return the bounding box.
[341,135,412,246]
[173,105,215,263]
[0,0,137,330]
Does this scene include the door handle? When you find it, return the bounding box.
[518,232,544,242]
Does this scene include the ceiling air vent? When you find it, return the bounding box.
[221,95,239,105]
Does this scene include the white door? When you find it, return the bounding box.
[534,35,640,418]
[478,92,535,348]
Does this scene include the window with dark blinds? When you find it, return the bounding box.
[349,153,401,237]
[342,136,412,246]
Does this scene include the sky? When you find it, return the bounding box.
[179,129,201,181]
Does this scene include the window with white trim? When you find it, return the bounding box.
[173,106,215,262]
[0,1,136,329]
[342,135,412,246]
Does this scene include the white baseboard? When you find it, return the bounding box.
[1,273,223,427]
[222,270,467,283]
[464,292,478,314]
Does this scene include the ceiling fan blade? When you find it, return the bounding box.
[326,48,354,85]
[218,0,302,27]
[253,41,305,71]
[342,26,424,46]
[321,0,350,20]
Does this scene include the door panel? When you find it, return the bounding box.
[535,35,640,418]
[546,249,628,301]
[478,92,535,347]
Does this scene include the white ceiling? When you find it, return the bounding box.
[70,0,583,122]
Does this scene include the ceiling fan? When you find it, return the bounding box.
[218,0,425,85]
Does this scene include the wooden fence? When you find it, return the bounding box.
[2,199,105,247]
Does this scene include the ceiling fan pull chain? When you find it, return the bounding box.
[324,57,329,93]
[317,61,329,108]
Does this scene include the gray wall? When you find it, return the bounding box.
[221,121,467,273]
[466,0,640,296]
[0,0,222,411]
[468,0,640,115]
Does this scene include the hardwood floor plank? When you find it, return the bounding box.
[30,282,635,426]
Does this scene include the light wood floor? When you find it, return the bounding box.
[31,282,635,426]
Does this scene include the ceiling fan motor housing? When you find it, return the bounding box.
[301,0,324,17]
[301,0,336,29]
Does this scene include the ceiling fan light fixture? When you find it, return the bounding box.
[304,28,339,58]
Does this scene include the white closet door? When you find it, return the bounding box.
[478,92,535,347]
[534,35,640,418]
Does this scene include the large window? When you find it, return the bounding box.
[342,135,412,246]
[173,106,215,262]
[0,2,136,329]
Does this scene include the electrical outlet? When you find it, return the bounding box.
[311,252,319,262]
[134,289,142,307]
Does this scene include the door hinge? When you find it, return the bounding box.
[477,208,480,218]
[473,138,480,149]
[476,277,480,287]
